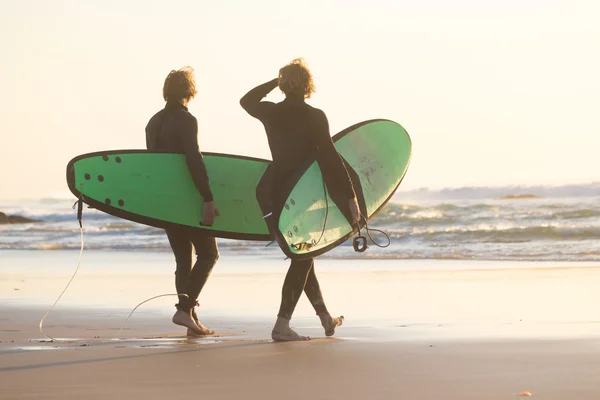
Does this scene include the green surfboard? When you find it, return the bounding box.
[66,119,411,255]
[257,119,412,259]
[66,152,272,240]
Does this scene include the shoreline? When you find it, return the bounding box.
[3,251,600,398]
[3,194,600,263]
[3,251,600,343]
[4,247,600,266]
[2,322,600,400]
[3,243,600,263]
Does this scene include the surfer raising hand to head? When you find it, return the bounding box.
[240,58,360,341]
[145,66,220,337]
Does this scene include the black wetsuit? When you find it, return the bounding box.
[240,79,355,201]
[240,79,356,320]
[146,102,219,312]
[146,102,213,201]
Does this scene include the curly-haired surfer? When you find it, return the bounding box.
[240,58,361,341]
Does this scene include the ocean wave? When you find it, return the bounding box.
[2,192,600,261]
[6,199,600,227]
[553,209,600,219]
[398,182,600,200]
[371,202,600,227]
[17,182,600,203]
[388,225,600,243]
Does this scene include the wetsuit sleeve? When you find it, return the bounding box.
[314,110,356,200]
[239,78,278,121]
[179,116,214,202]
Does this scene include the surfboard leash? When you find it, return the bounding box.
[289,178,392,254]
[353,215,391,252]
[38,196,85,341]
[115,293,191,338]
[37,196,207,343]
[314,177,329,247]
[314,179,390,253]
[289,178,330,254]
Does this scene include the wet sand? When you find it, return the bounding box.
[2,250,600,399]
[1,310,599,400]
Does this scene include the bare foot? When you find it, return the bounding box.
[320,314,344,337]
[188,308,214,336]
[186,322,215,337]
[272,326,311,342]
[172,310,206,336]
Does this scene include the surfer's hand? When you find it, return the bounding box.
[201,201,219,226]
[349,197,361,224]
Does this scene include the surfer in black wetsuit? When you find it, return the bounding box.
[240,58,361,341]
[145,66,219,336]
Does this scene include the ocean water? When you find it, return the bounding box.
[1,183,600,261]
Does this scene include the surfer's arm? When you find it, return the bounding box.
[314,111,356,200]
[239,78,278,120]
[180,116,214,202]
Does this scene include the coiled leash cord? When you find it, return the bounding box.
[39,198,194,342]
[353,215,391,252]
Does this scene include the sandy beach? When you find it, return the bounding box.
[3,0,600,397]
[2,250,600,399]
[2,325,600,400]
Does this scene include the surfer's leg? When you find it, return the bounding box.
[188,235,219,301]
[278,258,312,319]
[272,259,312,341]
[302,259,328,315]
[165,228,193,310]
[166,229,208,336]
[303,260,344,337]
[184,235,219,336]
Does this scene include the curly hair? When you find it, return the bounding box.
[278,58,316,99]
[162,66,198,103]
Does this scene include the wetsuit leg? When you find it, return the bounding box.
[165,228,193,311]
[303,260,329,316]
[185,233,219,308]
[277,258,317,320]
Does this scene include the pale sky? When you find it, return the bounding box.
[1,0,599,200]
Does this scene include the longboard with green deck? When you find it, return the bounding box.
[66,119,412,257]
[257,119,412,259]
[67,152,272,240]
